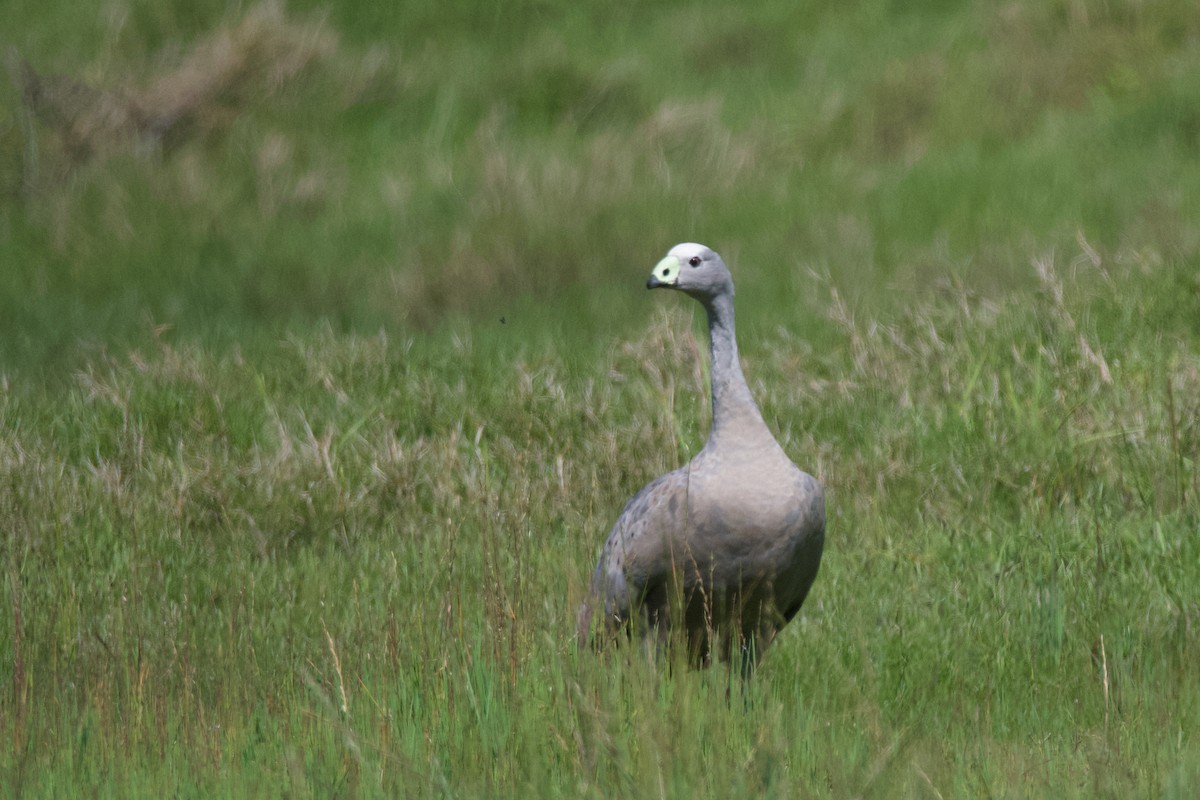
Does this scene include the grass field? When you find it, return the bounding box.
[2,0,1199,796]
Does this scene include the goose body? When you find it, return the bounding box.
[578,243,825,671]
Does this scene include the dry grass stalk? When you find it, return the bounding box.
[322,618,350,718]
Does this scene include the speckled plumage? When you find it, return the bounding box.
[577,243,825,671]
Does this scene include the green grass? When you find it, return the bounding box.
[2,0,1199,796]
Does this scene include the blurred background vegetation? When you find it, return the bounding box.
[3,0,1198,372]
[2,1,1199,796]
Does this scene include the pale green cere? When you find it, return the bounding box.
[653,254,682,286]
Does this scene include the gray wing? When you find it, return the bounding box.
[576,468,690,644]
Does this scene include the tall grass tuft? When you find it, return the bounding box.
[1,0,1199,796]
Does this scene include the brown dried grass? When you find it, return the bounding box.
[9,0,336,164]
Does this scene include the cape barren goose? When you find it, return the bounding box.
[578,243,825,674]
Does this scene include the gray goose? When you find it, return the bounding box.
[578,243,825,673]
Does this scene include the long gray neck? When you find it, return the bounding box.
[704,292,770,446]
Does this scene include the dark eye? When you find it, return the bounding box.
[688,256,702,267]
